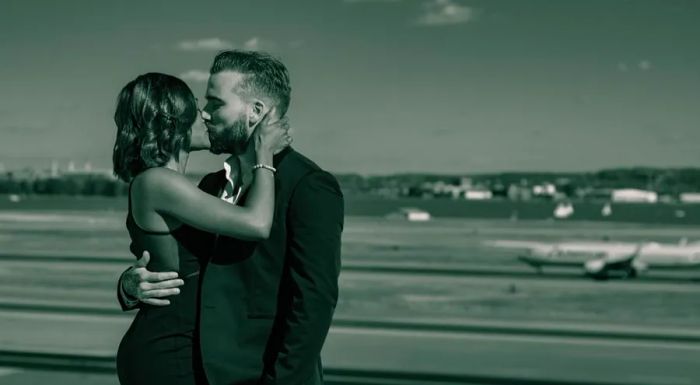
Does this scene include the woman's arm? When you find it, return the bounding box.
[143,115,290,240]
[145,166,273,240]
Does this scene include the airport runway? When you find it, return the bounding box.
[0,369,119,385]
[2,215,700,384]
[1,260,699,384]
[2,251,699,284]
[2,262,700,323]
[1,255,699,330]
[0,309,698,385]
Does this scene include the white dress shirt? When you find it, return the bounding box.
[221,155,242,204]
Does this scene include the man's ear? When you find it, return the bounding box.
[248,100,267,126]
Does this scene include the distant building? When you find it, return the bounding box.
[611,189,658,203]
[464,189,493,200]
[553,201,575,219]
[459,177,473,189]
[533,183,557,198]
[425,181,463,199]
[507,184,533,201]
[50,161,59,177]
[386,207,431,222]
[679,193,700,204]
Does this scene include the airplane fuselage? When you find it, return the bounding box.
[504,240,700,279]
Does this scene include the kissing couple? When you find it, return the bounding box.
[112,50,344,385]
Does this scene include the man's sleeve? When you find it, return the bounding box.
[264,170,344,385]
[117,266,140,311]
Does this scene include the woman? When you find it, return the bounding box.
[112,73,290,385]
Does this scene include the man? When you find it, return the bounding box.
[118,50,344,385]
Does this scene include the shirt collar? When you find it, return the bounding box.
[223,155,239,180]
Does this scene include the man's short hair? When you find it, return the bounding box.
[210,50,291,116]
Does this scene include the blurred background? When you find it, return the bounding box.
[1,1,699,384]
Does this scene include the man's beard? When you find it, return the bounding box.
[208,118,249,155]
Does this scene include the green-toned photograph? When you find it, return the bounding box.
[1,1,699,385]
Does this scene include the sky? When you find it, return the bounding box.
[1,0,699,175]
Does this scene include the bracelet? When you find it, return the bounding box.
[253,164,277,173]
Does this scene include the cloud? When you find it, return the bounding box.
[243,36,278,51]
[177,38,234,52]
[179,70,210,83]
[616,60,653,72]
[244,37,260,50]
[243,37,263,50]
[176,37,277,52]
[416,0,476,26]
[638,60,653,71]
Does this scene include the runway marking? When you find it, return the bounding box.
[330,326,700,351]
[0,367,22,377]
[0,212,118,224]
[625,374,695,385]
[2,307,699,349]
[0,309,132,323]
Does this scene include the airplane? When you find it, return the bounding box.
[485,239,700,279]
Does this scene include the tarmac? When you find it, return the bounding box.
[1,309,699,385]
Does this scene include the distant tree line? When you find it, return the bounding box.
[336,168,700,197]
[0,174,128,196]
[2,167,700,197]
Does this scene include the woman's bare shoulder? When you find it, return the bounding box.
[132,167,192,199]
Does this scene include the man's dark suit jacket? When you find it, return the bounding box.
[119,148,344,385]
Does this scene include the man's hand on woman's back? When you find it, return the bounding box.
[121,251,184,306]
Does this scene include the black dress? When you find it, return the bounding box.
[116,187,204,385]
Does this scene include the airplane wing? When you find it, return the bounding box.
[483,240,552,250]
